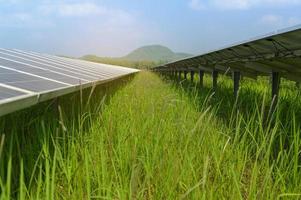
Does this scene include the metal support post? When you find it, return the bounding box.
[233,71,241,98]
[271,72,280,106]
[191,71,195,83]
[212,70,218,91]
[199,70,204,87]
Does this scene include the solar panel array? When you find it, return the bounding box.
[0,49,139,116]
[154,25,301,82]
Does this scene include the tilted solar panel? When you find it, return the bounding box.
[156,24,301,81]
[0,85,27,100]
[0,49,139,117]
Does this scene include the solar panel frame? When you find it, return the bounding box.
[0,49,139,117]
[0,49,103,80]
[0,53,96,81]
[46,55,132,76]
[37,53,119,76]
[10,49,116,78]
[12,48,133,78]
[0,58,87,85]
[0,85,27,100]
[156,25,301,81]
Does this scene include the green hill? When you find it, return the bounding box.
[81,45,192,69]
[123,45,192,62]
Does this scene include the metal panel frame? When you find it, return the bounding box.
[155,25,301,82]
[153,25,301,105]
[0,72,137,117]
[0,50,139,117]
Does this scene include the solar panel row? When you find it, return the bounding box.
[153,25,301,104]
[154,25,301,82]
[0,85,27,100]
[0,49,139,116]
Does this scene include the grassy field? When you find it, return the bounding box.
[1,71,301,199]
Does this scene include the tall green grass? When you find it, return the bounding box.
[0,71,301,199]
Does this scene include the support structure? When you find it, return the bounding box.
[184,71,188,80]
[271,72,280,105]
[233,71,241,98]
[190,71,195,83]
[199,70,204,87]
[212,70,218,91]
[178,71,182,81]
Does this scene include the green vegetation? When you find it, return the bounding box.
[123,45,192,62]
[81,45,192,69]
[81,55,160,69]
[1,71,301,199]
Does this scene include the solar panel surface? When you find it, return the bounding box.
[0,86,27,100]
[155,25,301,81]
[0,49,139,116]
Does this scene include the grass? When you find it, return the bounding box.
[0,71,301,199]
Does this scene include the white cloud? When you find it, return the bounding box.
[18,1,160,56]
[0,0,24,4]
[260,14,283,25]
[259,14,301,28]
[12,13,32,22]
[39,2,106,17]
[188,0,205,10]
[212,0,253,10]
[0,11,54,28]
[57,3,104,17]
[188,0,301,10]
[288,17,301,26]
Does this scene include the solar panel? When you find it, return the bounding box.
[0,49,101,80]
[0,49,139,116]
[156,25,301,81]
[12,49,111,77]
[0,85,27,100]
[12,49,128,77]
[0,58,87,85]
[29,51,118,76]
[40,53,130,76]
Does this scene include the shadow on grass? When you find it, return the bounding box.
[162,74,301,159]
[163,75,301,125]
[166,76,264,120]
[0,74,136,196]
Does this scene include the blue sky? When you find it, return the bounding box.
[0,0,301,57]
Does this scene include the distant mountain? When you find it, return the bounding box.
[122,45,192,62]
[81,45,193,69]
